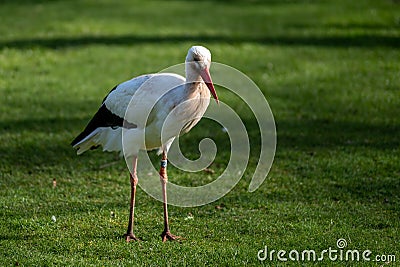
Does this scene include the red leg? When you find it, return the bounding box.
[159,152,180,242]
[125,156,139,242]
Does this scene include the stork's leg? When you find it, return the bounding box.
[159,152,180,242]
[125,155,139,242]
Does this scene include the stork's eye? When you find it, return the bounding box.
[193,56,200,62]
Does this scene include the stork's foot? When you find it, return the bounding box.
[161,230,180,242]
[125,233,140,242]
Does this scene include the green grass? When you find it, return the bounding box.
[1,0,399,266]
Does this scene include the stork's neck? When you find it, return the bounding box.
[183,64,210,100]
[185,64,202,85]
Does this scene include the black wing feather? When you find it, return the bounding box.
[71,85,123,147]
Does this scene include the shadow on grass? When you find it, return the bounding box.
[0,33,399,50]
[0,105,98,171]
[277,119,400,150]
[1,114,398,169]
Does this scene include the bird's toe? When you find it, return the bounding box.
[161,230,181,242]
[125,233,140,242]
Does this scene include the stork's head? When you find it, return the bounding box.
[185,46,218,103]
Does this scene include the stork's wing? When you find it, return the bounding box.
[71,73,186,152]
[103,74,153,119]
[121,73,186,128]
[71,75,152,147]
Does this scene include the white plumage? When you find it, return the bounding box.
[71,46,218,242]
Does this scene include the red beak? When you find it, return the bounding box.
[200,68,219,104]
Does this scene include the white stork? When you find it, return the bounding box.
[71,46,218,242]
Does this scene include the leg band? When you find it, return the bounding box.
[161,159,167,168]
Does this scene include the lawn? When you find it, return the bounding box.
[0,0,399,266]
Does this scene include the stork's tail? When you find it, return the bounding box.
[71,127,122,155]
